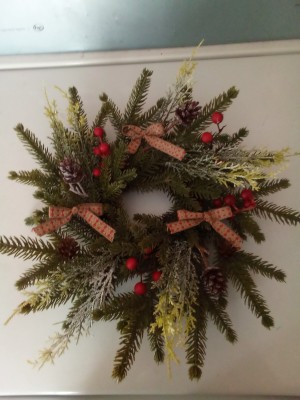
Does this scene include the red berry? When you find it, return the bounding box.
[143,247,153,255]
[152,270,162,281]
[99,142,111,157]
[213,198,223,208]
[240,188,254,200]
[92,168,101,177]
[93,147,101,156]
[125,257,138,271]
[211,112,223,124]
[94,127,104,138]
[224,194,236,207]
[201,132,213,144]
[243,198,256,209]
[134,282,147,295]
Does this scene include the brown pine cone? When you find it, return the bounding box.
[59,158,83,184]
[217,241,236,258]
[57,237,80,260]
[202,267,227,298]
[175,100,201,126]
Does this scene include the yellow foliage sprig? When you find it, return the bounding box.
[150,242,198,372]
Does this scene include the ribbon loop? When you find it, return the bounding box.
[122,123,186,161]
[33,203,115,242]
[167,206,242,249]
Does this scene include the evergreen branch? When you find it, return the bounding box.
[19,282,74,313]
[25,208,48,226]
[93,293,147,322]
[147,326,165,364]
[14,124,57,173]
[92,101,109,129]
[190,179,223,200]
[124,68,153,123]
[257,178,290,196]
[253,199,300,225]
[8,170,57,189]
[100,93,123,132]
[151,243,200,364]
[227,251,286,282]
[213,129,249,147]
[229,128,249,145]
[224,262,274,328]
[189,87,239,132]
[33,187,73,207]
[138,98,164,126]
[112,317,144,382]
[110,142,137,184]
[64,87,98,191]
[0,236,57,261]
[67,87,89,133]
[185,303,208,381]
[233,213,265,243]
[204,294,238,343]
[16,258,60,290]
[19,251,118,315]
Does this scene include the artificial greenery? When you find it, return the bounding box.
[1,58,299,382]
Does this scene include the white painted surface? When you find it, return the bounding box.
[0,42,299,396]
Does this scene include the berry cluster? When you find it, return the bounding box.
[213,188,256,212]
[201,111,224,144]
[125,249,162,295]
[92,127,111,177]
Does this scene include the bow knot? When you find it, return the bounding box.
[33,203,115,242]
[122,123,186,161]
[71,206,79,215]
[167,207,242,249]
[203,213,214,224]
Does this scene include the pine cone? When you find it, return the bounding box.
[59,158,83,184]
[175,100,201,126]
[217,241,236,258]
[57,237,80,260]
[202,267,227,298]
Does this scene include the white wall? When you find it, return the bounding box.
[0,41,300,397]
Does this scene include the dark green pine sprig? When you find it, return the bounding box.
[0,236,57,261]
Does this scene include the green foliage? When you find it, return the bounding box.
[233,213,265,243]
[227,251,286,282]
[228,128,249,145]
[257,178,290,196]
[123,68,153,123]
[67,86,89,134]
[92,101,109,130]
[16,258,60,290]
[224,261,274,328]
[189,86,239,133]
[93,293,147,322]
[8,170,57,189]
[112,316,145,382]
[138,98,164,127]
[0,236,56,261]
[253,199,300,225]
[14,124,57,174]
[204,293,238,343]
[185,301,208,381]
[147,326,165,364]
[100,95,123,133]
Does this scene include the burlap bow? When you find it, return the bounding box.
[166,207,242,249]
[33,203,115,242]
[122,123,186,160]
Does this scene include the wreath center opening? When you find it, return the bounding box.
[122,190,172,219]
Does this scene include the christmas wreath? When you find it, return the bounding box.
[1,58,300,382]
